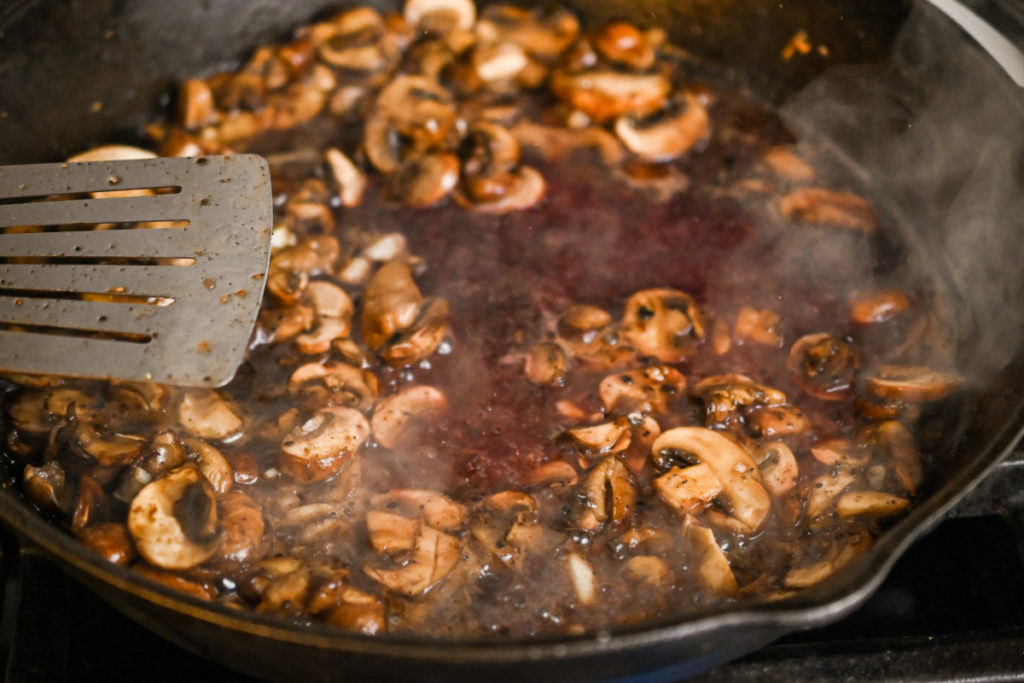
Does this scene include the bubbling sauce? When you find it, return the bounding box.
[1,1,963,638]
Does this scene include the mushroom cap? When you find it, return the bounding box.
[614,93,709,162]
[280,407,371,483]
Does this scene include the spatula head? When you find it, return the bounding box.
[0,155,273,387]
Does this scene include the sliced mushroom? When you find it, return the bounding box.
[594,22,656,71]
[404,0,476,33]
[9,390,56,435]
[371,385,448,449]
[364,525,461,596]
[327,588,387,635]
[312,8,389,71]
[622,288,705,362]
[568,418,631,456]
[294,281,355,354]
[361,262,423,349]
[472,40,528,82]
[746,405,812,437]
[476,5,579,60]
[216,491,267,564]
[379,297,450,366]
[684,516,738,595]
[805,470,857,520]
[733,306,783,348]
[565,551,597,605]
[24,462,73,513]
[525,342,569,385]
[810,439,872,468]
[614,94,708,162]
[779,188,877,234]
[181,438,233,494]
[70,417,146,466]
[787,333,859,401]
[691,373,786,426]
[651,427,770,532]
[364,75,458,173]
[178,78,217,130]
[754,441,798,496]
[458,165,546,214]
[861,420,922,495]
[599,365,686,414]
[367,510,422,553]
[551,70,671,123]
[370,489,466,530]
[325,148,367,208]
[288,361,379,410]
[577,456,635,530]
[396,152,460,208]
[178,391,243,441]
[865,365,963,402]
[761,146,816,182]
[836,491,909,518]
[280,407,371,483]
[527,461,579,489]
[850,288,911,325]
[653,462,722,516]
[134,566,217,601]
[127,464,221,570]
[77,523,135,565]
[558,304,612,343]
[624,555,671,586]
[266,237,340,305]
[784,533,872,588]
[511,120,623,165]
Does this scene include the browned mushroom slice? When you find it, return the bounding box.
[379,297,450,366]
[177,391,244,441]
[684,516,738,595]
[527,461,579,489]
[746,405,812,438]
[779,188,877,234]
[404,0,475,33]
[511,121,623,165]
[45,387,100,418]
[8,390,55,436]
[622,288,705,362]
[861,420,922,495]
[784,533,872,588]
[266,237,340,305]
[691,373,786,426]
[836,491,909,518]
[288,362,379,410]
[558,304,612,343]
[849,288,911,325]
[311,8,390,71]
[787,333,859,401]
[280,407,370,483]
[866,365,964,402]
[71,418,146,466]
[24,462,73,513]
[458,166,546,214]
[568,418,632,456]
[760,146,816,182]
[367,510,421,553]
[396,152,460,208]
[134,566,217,601]
[653,462,722,515]
[614,94,709,162]
[565,551,597,605]
[127,464,221,571]
[364,525,461,596]
[593,22,656,71]
[477,5,579,61]
[577,456,635,530]
[652,427,770,532]
[733,306,783,348]
[364,75,458,173]
[753,441,798,497]
[217,490,267,564]
[327,588,387,635]
[524,342,569,385]
[78,523,135,565]
[361,262,423,350]
[551,70,671,123]
[810,439,872,468]
[371,385,448,449]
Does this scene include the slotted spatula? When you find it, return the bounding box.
[0,155,273,387]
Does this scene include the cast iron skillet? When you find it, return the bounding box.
[1,1,1024,680]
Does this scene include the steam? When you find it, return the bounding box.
[779,3,1024,381]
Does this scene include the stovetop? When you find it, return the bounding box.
[4,456,1024,682]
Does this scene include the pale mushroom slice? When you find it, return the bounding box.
[288,361,379,410]
[565,551,597,605]
[181,437,234,494]
[326,148,367,208]
[683,516,738,595]
[651,427,771,532]
[865,365,964,402]
[754,441,798,497]
[371,385,448,449]
[266,236,340,305]
[623,555,671,586]
[805,470,857,521]
[311,8,391,72]
[369,489,466,531]
[653,462,722,515]
[614,93,709,162]
[177,391,244,441]
[622,288,706,362]
[127,464,221,571]
[279,407,371,483]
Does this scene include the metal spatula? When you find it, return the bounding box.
[0,155,273,387]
